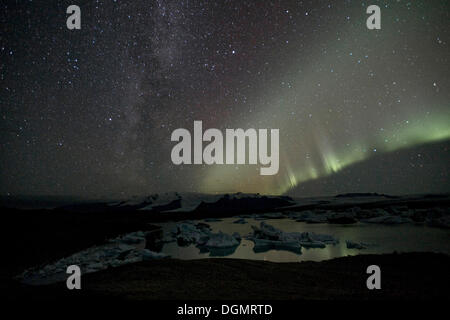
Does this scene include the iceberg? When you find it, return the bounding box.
[346,240,367,249]
[251,222,283,240]
[248,222,338,252]
[142,249,169,261]
[292,210,329,223]
[119,231,146,244]
[297,240,326,248]
[196,231,241,257]
[204,231,240,248]
[171,222,242,256]
[172,223,211,246]
[19,232,169,285]
[362,215,412,224]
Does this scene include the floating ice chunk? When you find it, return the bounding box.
[346,240,367,249]
[327,212,357,224]
[301,232,339,245]
[135,231,145,237]
[298,240,326,248]
[251,222,284,240]
[172,222,211,246]
[89,262,104,270]
[284,231,329,248]
[249,222,338,250]
[117,243,136,252]
[142,249,169,261]
[119,234,144,244]
[195,231,241,257]
[362,215,411,224]
[195,222,212,231]
[117,231,146,244]
[161,234,176,243]
[204,231,239,248]
[292,210,329,223]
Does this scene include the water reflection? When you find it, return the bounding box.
[157,218,450,262]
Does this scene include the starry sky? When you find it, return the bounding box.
[1,0,449,198]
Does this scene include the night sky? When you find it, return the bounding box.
[1,0,449,198]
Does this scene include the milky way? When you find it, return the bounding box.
[1,1,449,198]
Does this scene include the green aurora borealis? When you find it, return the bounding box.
[201,1,449,195]
[1,1,449,197]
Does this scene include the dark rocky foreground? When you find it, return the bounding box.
[4,253,450,301]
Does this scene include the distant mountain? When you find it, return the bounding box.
[57,192,294,214]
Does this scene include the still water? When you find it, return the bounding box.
[157,217,450,262]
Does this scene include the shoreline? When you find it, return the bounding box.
[1,193,449,301]
[5,252,450,301]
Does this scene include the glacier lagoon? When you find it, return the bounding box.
[156,217,450,262]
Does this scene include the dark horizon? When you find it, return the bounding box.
[1,138,449,200]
